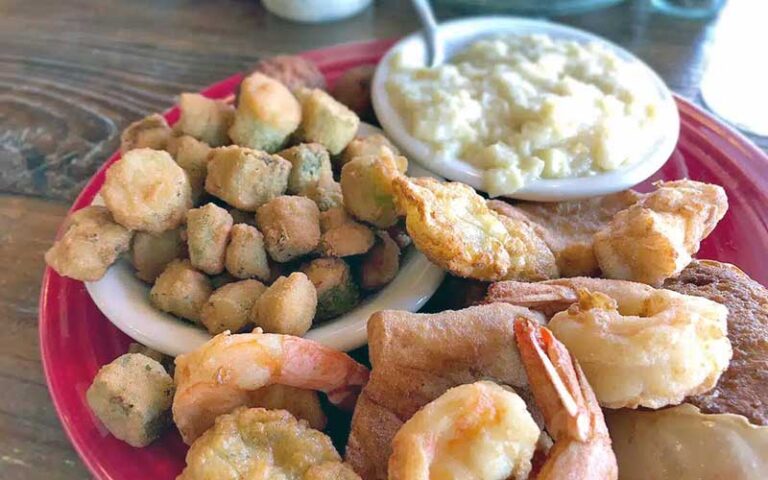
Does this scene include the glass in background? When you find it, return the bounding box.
[651,0,726,19]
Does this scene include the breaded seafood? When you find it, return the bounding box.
[345,303,544,479]
[664,260,768,425]
[186,203,233,275]
[594,180,728,286]
[101,148,192,233]
[200,279,266,335]
[177,407,340,480]
[45,206,132,281]
[130,228,186,283]
[392,177,557,282]
[489,190,641,277]
[205,146,291,212]
[228,73,301,152]
[488,278,732,409]
[294,88,359,155]
[149,259,212,323]
[176,93,234,147]
[120,113,172,153]
[173,331,369,444]
[86,353,174,447]
[248,384,327,431]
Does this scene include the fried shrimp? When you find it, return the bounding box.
[514,318,618,480]
[594,180,728,286]
[173,331,369,444]
[388,381,541,480]
[392,177,556,281]
[489,278,732,409]
[178,407,340,480]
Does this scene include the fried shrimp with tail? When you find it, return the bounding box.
[514,318,618,480]
[173,331,369,444]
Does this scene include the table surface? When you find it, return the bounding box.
[1,0,765,478]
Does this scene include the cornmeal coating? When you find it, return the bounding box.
[318,207,374,258]
[256,196,321,262]
[225,224,270,281]
[301,258,359,321]
[295,88,359,155]
[200,279,266,334]
[176,93,234,147]
[248,385,327,431]
[340,153,406,228]
[166,135,212,202]
[279,143,333,195]
[339,134,399,168]
[149,259,212,323]
[186,203,233,275]
[251,272,317,336]
[120,113,172,153]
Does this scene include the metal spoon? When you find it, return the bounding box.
[410,0,444,67]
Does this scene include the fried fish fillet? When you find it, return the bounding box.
[663,260,768,426]
[488,191,641,277]
[392,177,557,282]
[345,304,545,479]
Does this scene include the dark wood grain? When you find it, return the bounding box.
[0,0,765,478]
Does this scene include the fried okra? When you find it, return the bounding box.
[340,152,407,228]
[318,207,374,257]
[251,272,317,336]
[176,93,234,147]
[131,228,185,283]
[45,206,133,281]
[301,258,359,321]
[248,384,327,431]
[359,231,401,290]
[86,353,174,447]
[251,55,326,91]
[304,462,362,480]
[304,173,344,212]
[228,73,301,152]
[101,148,192,233]
[186,203,233,275]
[339,133,399,168]
[200,279,267,334]
[149,260,212,323]
[294,88,359,155]
[225,224,270,281]
[279,143,333,195]
[205,146,291,211]
[166,135,212,202]
[120,113,172,154]
[331,64,375,123]
[256,196,321,262]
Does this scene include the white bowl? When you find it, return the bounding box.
[85,123,445,356]
[372,16,680,201]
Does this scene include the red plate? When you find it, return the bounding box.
[39,39,768,480]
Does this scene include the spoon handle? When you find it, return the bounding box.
[410,0,443,67]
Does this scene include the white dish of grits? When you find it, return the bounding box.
[372,17,679,201]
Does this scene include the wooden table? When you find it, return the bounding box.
[1,0,764,478]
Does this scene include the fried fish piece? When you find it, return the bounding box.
[664,260,768,426]
[594,180,728,286]
[345,303,545,480]
[489,191,641,277]
[392,177,557,282]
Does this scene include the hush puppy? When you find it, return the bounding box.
[149,259,212,323]
[294,88,359,155]
[166,135,212,202]
[86,353,174,447]
[120,113,172,154]
[101,148,192,233]
[301,258,359,321]
[228,73,301,152]
[340,153,406,228]
[200,279,267,334]
[205,146,291,211]
[45,206,133,282]
[176,93,234,147]
[225,224,270,281]
[186,203,233,275]
[251,272,317,336]
[131,228,186,283]
[278,143,333,195]
[256,196,321,262]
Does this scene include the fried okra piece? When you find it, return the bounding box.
[131,228,186,283]
[304,173,344,212]
[225,224,270,281]
[205,146,291,211]
[186,203,233,275]
[150,260,212,323]
[200,279,267,335]
[251,55,326,91]
[360,231,401,290]
[228,73,301,152]
[251,272,317,336]
[166,135,212,203]
[256,196,321,262]
[301,258,359,321]
[340,153,407,228]
[45,206,133,282]
[176,93,234,147]
[294,88,359,155]
[86,353,174,447]
[102,148,192,233]
[339,133,399,168]
[249,384,327,431]
[278,143,333,195]
[120,113,172,154]
[318,207,374,257]
[331,65,375,123]
[304,462,362,480]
